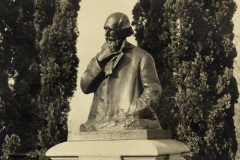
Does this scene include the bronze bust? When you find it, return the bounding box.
[80,12,162,132]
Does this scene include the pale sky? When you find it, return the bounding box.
[68,0,240,133]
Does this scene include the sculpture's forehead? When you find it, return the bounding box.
[104,12,130,30]
[104,16,121,30]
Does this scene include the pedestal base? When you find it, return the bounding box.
[68,130,171,141]
[46,139,189,160]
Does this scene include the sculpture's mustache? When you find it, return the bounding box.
[105,36,116,41]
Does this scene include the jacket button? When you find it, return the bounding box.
[100,97,104,102]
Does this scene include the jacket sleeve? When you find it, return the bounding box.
[80,56,104,94]
[137,53,162,119]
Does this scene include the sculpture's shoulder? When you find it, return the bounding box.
[126,43,152,59]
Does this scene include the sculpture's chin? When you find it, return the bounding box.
[106,39,121,51]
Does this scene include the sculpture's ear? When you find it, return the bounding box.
[118,27,134,38]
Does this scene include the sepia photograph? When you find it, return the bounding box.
[0,0,240,159]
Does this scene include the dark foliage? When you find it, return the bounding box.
[132,0,238,159]
[0,0,80,159]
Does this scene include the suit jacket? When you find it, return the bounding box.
[80,40,162,131]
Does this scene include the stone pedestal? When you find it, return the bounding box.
[46,139,189,160]
[46,130,190,160]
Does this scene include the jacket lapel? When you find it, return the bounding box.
[100,40,136,74]
[113,52,124,69]
[113,41,135,69]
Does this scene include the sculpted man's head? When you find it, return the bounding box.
[104,12,134,51]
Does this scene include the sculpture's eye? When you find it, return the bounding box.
[104,27,117,32]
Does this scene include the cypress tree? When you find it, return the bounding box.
[30,0,80,159]
[0,0,80,159]
[0,0,40,158]
[132,0,238,159]
[0,1,20,158]
[34,0,56,45]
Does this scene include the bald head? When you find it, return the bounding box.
[104,12,134,37]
